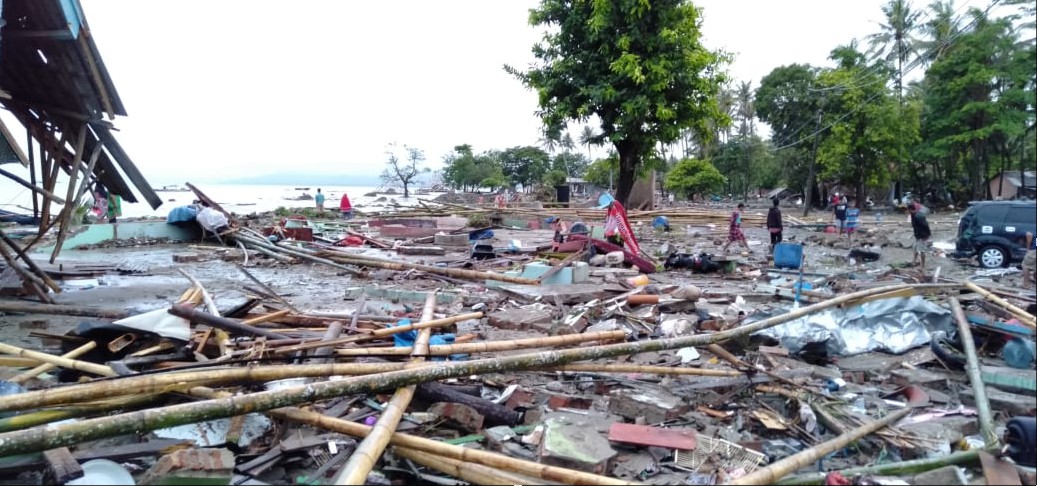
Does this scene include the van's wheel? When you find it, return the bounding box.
[978,245,1007,268]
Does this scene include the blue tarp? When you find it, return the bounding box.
[166,206,198,224]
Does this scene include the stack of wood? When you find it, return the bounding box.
[0,229,59,303]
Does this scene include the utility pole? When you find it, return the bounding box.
[802,94,826,218]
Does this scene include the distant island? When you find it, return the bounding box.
[219,172,383,186]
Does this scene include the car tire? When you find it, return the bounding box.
[978,245,1007,268]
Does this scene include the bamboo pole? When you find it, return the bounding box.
[318,250,541,285]
[49,125,88,264]
[731,407,912,485]
[554,363,742,377]
[176,269,219,316]
[274,312,483,354]
[0,283,951,456]
[333,330,626,357]
[0,300,129,319]
[0,167,65,205]
[949,297,999,449]
[335,293,436,485]
[0,362,421,413]
[231,232,363,275]
[774,449,981,485]
[8,341,96,385]
[964,282,1036,328]
[0,394,159,433]
[0,357,44,367]
[0,342,115,378]
[2,361,742,413]
[393,446,551,485]
[240,309,291,326]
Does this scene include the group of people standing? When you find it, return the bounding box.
[721,194,935,272]
[313,188,353,219]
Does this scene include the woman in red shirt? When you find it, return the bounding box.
[340,193,353,219]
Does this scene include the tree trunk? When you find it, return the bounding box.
[613,140,641,206]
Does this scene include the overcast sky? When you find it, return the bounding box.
[6,0,994,189]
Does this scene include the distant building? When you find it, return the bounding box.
[988,170,1036,200]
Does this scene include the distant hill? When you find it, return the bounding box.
[221,172,383,186]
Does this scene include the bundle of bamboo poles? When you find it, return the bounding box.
[0,229,59,303]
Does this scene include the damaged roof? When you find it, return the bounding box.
[0,0,161,208]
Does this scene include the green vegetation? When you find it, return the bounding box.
[664,158,726,201]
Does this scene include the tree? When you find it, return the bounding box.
[498,146,550,191]
[664,158,726,200]
[380,143,429,198]
[507,0,728,207]
[579,125,599,162]
[866,0,923,103]
[755,64,823,202]
[584,156,619,189]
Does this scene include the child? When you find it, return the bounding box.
[766,197,783,253]
[834,196,848,234]
[845,199,860,243]
[722,203,750,254]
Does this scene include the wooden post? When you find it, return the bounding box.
[50,125,88,263]
[0,241,53,303]
[0,167,66,205]
[168,305,289,340]
[949,297,1000,449]
[731,408,912,485]
[0,229,62,293]
[334,293,436,485]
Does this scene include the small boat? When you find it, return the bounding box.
[294,187,311,191]
[154,184,191,192]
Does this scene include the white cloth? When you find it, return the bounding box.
[196,207,229,232]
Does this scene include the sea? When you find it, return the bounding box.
[0,181,444,220]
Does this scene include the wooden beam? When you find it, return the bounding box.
[76,32,116,120]
[51,125,89,264]
[91,125,162,209]
[2,29,75,41]
[0,167,65,205]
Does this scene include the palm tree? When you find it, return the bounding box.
[538,130,559,154]
[579,125,599,161]
[865,0,923,103]
[560,132,576,154]
[736,81,756,201]
[918,0,962,66]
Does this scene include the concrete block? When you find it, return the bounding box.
[487,308,554,332]
[911,465,967,485]
[538,414,617,474]
[344,286,458,304]
[139,448,235,485]
[434,233,470,247]
[429,402,484,433]
[609,388,687,424]
[520,262,574,285]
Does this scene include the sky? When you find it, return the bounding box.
[4,0,997,192]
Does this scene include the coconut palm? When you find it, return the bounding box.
[560,132,576,154]
[917,0,961,67]
[579,125,599,161]
[866,0,923,103]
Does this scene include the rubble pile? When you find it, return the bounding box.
[0,192,1035,486]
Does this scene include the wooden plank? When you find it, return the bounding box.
[42,447,82,484]
[979,450,1021,485]
[608,423,697,450]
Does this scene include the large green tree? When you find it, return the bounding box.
[507,0,728,206]
[664,158,726,200]
[498,145,550,191]
[755,64,823,203]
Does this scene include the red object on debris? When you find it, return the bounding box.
[337,235,365,247]
[607,423,696,450]
[825,472,851,485]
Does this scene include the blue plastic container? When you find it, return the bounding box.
[774,243,804,269]
[1002,337,1035,369]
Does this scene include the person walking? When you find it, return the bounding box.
[909,202,932,269]
[315,188,325,214]
[766,197,783,253]
[834,196,848,235]
[722,203,751,254]
[845,198,860,243]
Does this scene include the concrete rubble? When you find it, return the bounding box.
[0,187,1035,485]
